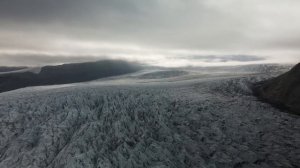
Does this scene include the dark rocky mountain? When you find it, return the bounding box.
[0,66,27,72]
[253,63,300,115]
[0,60,141,93]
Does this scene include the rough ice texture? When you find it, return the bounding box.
[0,65,299,168]
[139,70,189,79]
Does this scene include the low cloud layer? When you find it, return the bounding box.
[179,55,265,63]
[0,52,284,67]
[0,0,299,66]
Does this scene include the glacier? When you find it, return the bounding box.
[0,64,299,168]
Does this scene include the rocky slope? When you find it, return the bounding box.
[0,66,27,73]
[253,63,300,115]
[0,60,141,93]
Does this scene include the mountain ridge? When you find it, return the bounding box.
[253,63,300,115]
[0,60,142,93]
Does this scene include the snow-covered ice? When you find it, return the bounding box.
[0,65,299,168]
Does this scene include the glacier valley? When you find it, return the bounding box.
[0,65,299,168]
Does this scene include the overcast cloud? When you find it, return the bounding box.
[0,0,299,66]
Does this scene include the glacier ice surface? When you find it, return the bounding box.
[0,65,299,168]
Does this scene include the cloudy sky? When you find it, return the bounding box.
[0,0,299,67]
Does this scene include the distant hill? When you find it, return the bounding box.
[0,60,142,93]
[0,66,27,72]
[253,63,300,115]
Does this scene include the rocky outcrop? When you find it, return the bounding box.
[0,66,27,73]
[0,60,141,93]
[253,63,300,115]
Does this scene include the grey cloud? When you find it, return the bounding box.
[0,0,145,25]
[0,0,299,66]
[0,0,247,50]
[264,37,300,50]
